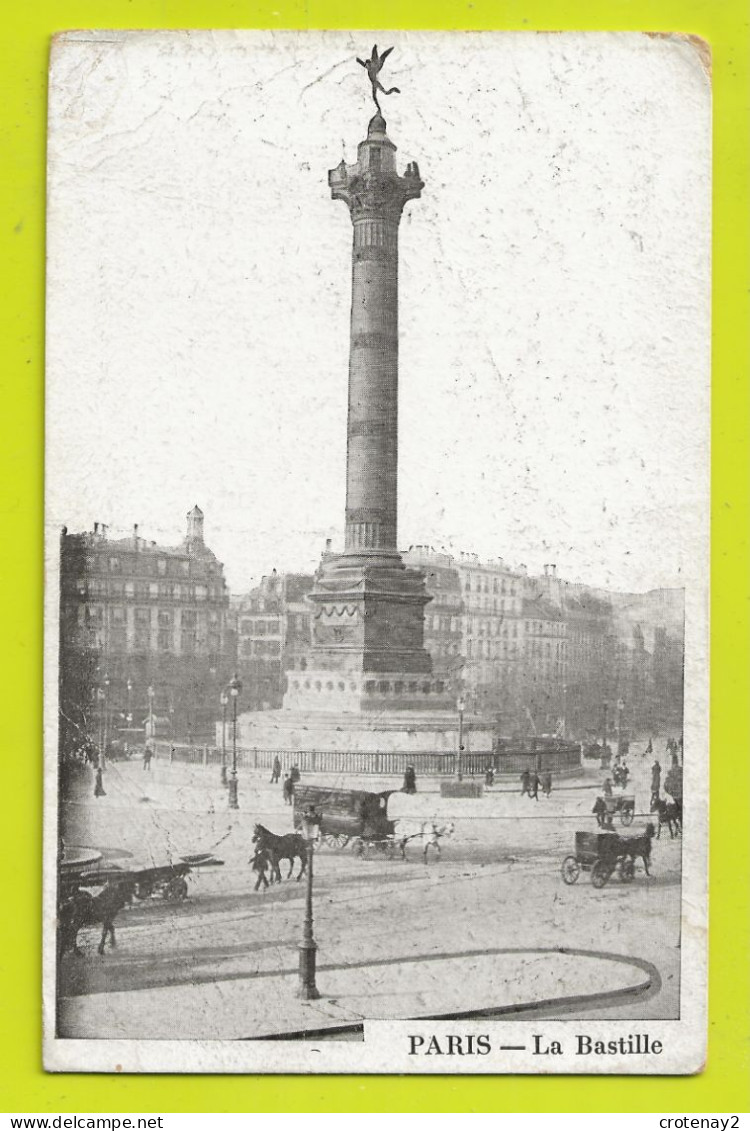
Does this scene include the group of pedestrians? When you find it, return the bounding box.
[269,757,301,804]
[520,768,553,800]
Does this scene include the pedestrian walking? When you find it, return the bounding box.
[520,769,531,797]
[651,759,662,794]
[403,764,417,794]
[603,777,613,798]
[529,771,540,801]
[645,738,653,756]
[289,764,301,785]
[143,746,153,771]
[270,756,281,784]
[282,774,294,805]
[250,847,272,891]
[484,767,495,787]
[541,771,552,796]
[94,766,106,798]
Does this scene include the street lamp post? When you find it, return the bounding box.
[616,697,625,757]
[102,674,110,766]
[125,678,133,755]
[562,684,568,740]
[601,699,609,769]
[147,684,155,751]
[228,673,241,809]
[297,805,321,1000]
[96,687,106,769]
[220,690,228,786]
[456,695,466,778]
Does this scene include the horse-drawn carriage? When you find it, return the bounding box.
[593,793,635,828]
[561,828,653,889]
[293,784,401,858]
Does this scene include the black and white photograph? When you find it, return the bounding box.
[44,30,709,1074]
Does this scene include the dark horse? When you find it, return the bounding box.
[252,823,308,882]
[58,879,135,959]
[650,796,682,839]
[623,823,656,875]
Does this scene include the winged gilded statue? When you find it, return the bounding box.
[357,45,401,113]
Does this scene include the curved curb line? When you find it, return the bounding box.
[249,945,661,1041]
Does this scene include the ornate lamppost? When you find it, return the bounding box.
[96,686,106,768]
[456,695,466,778]
[601,698,609,769]
[616,697,625,758]
[220,689,228,786]
[297,805,322,1000]
[147,684,155,751]
[102,673,110,765]
[228,673,241,809]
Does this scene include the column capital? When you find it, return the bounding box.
[328,116,423,223]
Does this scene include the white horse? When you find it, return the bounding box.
[398,820,455,861]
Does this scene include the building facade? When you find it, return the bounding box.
[58,507,234,749]
[229,553,685,743]
[233,571,315,711]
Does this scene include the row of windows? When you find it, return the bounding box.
[463,574,518,596]
[241,639,282,657]
[80,605,221,627]
[466,619,519,638]
[239,617,281,636]
[103,555,219,580]
[525,620,565,637]
[464,595,522,615]
[77,627,221,656]
[466,641,520,660]
[527,641,567,658]
[77,578,222,601]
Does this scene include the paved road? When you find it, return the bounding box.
[59,746,682,1033]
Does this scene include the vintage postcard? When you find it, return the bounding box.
[44,30,709,1074]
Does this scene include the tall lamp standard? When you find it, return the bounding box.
[228,673,241,810]
[102,673,110,766]
[296,805,321,1000]
[147,684,155,751]
[126,678,133,754]
[456,695,466,778]
[616,697,625,757]
[601,699,609,769]
[220,690,229,786]
[96,686,106,768]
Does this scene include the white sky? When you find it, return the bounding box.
[46,30,710,594]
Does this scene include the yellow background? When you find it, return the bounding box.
[2,0,748,1114]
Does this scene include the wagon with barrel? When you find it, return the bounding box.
[561,830,643,888]
[293,784,401,858]
[59,852,224,904]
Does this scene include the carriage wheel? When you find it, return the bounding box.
[324,833,350,850]
[561,856,580,884]
[163,876,189,901]
[619,857,635,883]
[591,860,612,888]
[620,807,634,827]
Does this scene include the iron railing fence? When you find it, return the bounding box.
[154,742,582,777]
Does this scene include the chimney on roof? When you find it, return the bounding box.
[325,538,332,552]
[133,523,139,548]
[543,564,549,576]
[93,522,98,535]
[551,563,557,577]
